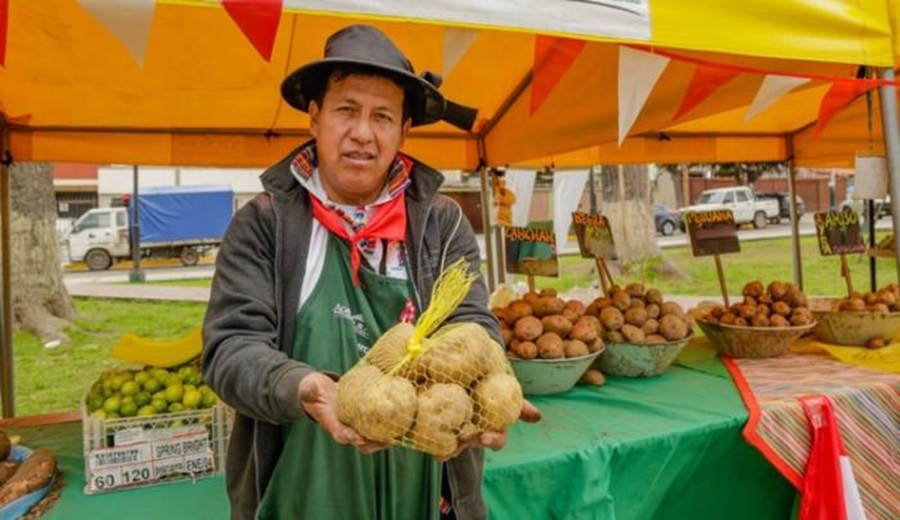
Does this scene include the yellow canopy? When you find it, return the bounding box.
[0,0,898,169]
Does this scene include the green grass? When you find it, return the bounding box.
[512,234,897,298]
[13,298,207,416]
[129,278,213,288]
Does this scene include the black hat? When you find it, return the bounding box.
[281,25,446,127]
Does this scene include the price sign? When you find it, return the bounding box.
[814,211,866,256]
[504,226,559,277]
[685,210,740,257]
[87,431,215,493]
[572,212,617,260]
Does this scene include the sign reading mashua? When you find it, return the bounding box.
[572,212,617,260]
[685,210,740,257]
[814,210,866,255]
[504,226,559,277]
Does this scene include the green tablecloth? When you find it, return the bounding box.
[8,363,794,519]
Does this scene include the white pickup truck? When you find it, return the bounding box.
[679,186,781,230]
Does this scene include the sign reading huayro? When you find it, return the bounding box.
[814,211,865,255]
[504,226,559,277]
[685,210,740,257]
[572,212,617,260]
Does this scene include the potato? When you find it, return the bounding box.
[784,286,808,308]
[871,303,890,313]
[768,281,787,300]
[750,314,770,327]
[605,330,626,343]
[866,338,886,349]
[758,294,773,305]
[585,299,604,316]
[600,307,625,331]
[563,339,590,358]
[408,427,458,459]
[719,312,737,325]
[366,322,415,373]
[742,280,764,298]
[493,308,510,324]
[611,290,631,311]
[561,307,581,323]
[512,341,538,360]
[769,314,790,327]
[507,301,534,323]
[864,292,879,307]
[338,364,384,424]
[473,373,523,431]
[660,302,685,318]
[629,299,645,310]
[482,340,510,375]
[645,303,661,319]
[536,333,565,359]
[625,282,645,298]
[355,376,417,443]
[587,337,605,353]
[756,304,771,317]
[739,305,757,320]
[645,288,663,305]
[500,325,515,347]
[541,315,573,337]
[570,318,600,343]
[421,323,491,386]
[645,334,667,344]
[733,317,749,327]
[620,324,646,343]
[743,295,758,307]
[514,316,543,341]
[522,291,540,305]
[532,297,565,318]
[877,290,897,305]
[414,384,473,435]
[624,307,649,327]
[580,369,605,386]
[659,314,688,341]
[540,288,558,298]
[839,298,866,311]
[641,318,659,336]
[563,300,586,318]
[772,301,792,317]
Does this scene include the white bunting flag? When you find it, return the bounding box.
[744,75,811,122]
[618,46,669,146]
[552,170,589,251]
[442,27,479,78]
[504,169,537,227]
[79,0,156,67]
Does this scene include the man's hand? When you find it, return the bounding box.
[435,399,541,462]
[298,372,386,454]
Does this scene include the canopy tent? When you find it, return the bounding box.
[1,1,900,419]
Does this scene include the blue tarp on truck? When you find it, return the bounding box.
[131,185,234,243]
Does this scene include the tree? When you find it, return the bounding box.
[599,164,659,267]
[9,162,76,342]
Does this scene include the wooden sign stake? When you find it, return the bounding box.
[599,258,615,290]
[840,253,854,296]
[714,253,730,308]
[527,274,536,294]
[595,259,609,296]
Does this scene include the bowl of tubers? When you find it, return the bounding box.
[590,286,695,377]
[809,286,900,347]
[508,351,603,395]
[692,281,815,358]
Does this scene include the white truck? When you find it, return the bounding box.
[64,185,234,270]
[679,186,780,230]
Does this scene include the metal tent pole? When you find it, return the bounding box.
[478,164,496,293]
[0,119,14,418]
[129,165,145,283]
[877,68,900,282]
[786,140,803,290]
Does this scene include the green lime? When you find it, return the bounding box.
[151,397,169,413]
[134,391,151,407]
[168,402,185,413]
[120,401,138,417]
[102,396,121,414]
[109,375,127,392]
[121,396,135,407]
[152,390,167,400]
[201,392,218,409]
[137,405,156,417]
[165,384,184,404]
[198,385,212,395]
[90,409,107,419]
[165,374,183,388]
[121,381,140,396]
[183,384,197,394]
[185,373,203,386]
[143,378,162,394]
[87,393,105,412]
[182,390,202,409]
[133,371,150,386]
[149,368,169,381]
[121,371,135,382]
[102,379,115,395]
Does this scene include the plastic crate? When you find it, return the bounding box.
[82,402,231,495]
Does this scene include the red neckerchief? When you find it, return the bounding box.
[310,194,407,286]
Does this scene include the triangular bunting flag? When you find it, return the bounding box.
[79,0,156,67]
[0,0,8,67]
[673,65,741,121]
[530,35,586,115]
[222,0,283,62]
[744,75,811,122]
[442,27,478,78]
[618,47,670,145]
[813,79,879,136]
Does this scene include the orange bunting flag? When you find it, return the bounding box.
[813,80,879,136]
[223,0,283,62]
[530,35,587,115]
[673,65,741,121]
[0,0,7,67]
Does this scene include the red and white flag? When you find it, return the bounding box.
[799,396,866,520]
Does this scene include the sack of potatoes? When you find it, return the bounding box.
[689,280,813,328]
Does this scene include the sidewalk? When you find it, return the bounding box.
[66,282,210,302]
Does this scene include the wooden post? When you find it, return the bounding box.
[714,254,730,308]
[527,274,536,294]
[0,118,13,418]
[595,258,609,296]
[840,254,854,296]
[599,258,615,290]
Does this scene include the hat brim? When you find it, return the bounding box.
[281,58,446,127]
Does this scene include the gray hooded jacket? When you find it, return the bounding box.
[202,143,500,519]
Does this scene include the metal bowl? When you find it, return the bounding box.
[595,334,691,378]
[808,298,900,346]
[508,350,603,395]
[695,320,815,358]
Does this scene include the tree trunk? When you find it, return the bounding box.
[9,163,76,342]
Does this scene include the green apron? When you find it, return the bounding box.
[256,235,442,520]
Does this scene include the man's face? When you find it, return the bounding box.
[309,73,411,205]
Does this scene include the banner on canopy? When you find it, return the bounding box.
[286,0,651,42]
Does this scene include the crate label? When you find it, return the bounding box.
[113,428,147,446]
[87,430,214,492]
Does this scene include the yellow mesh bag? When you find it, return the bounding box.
[337,258,524,458]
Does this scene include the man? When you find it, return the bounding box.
[203,25,538,520]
